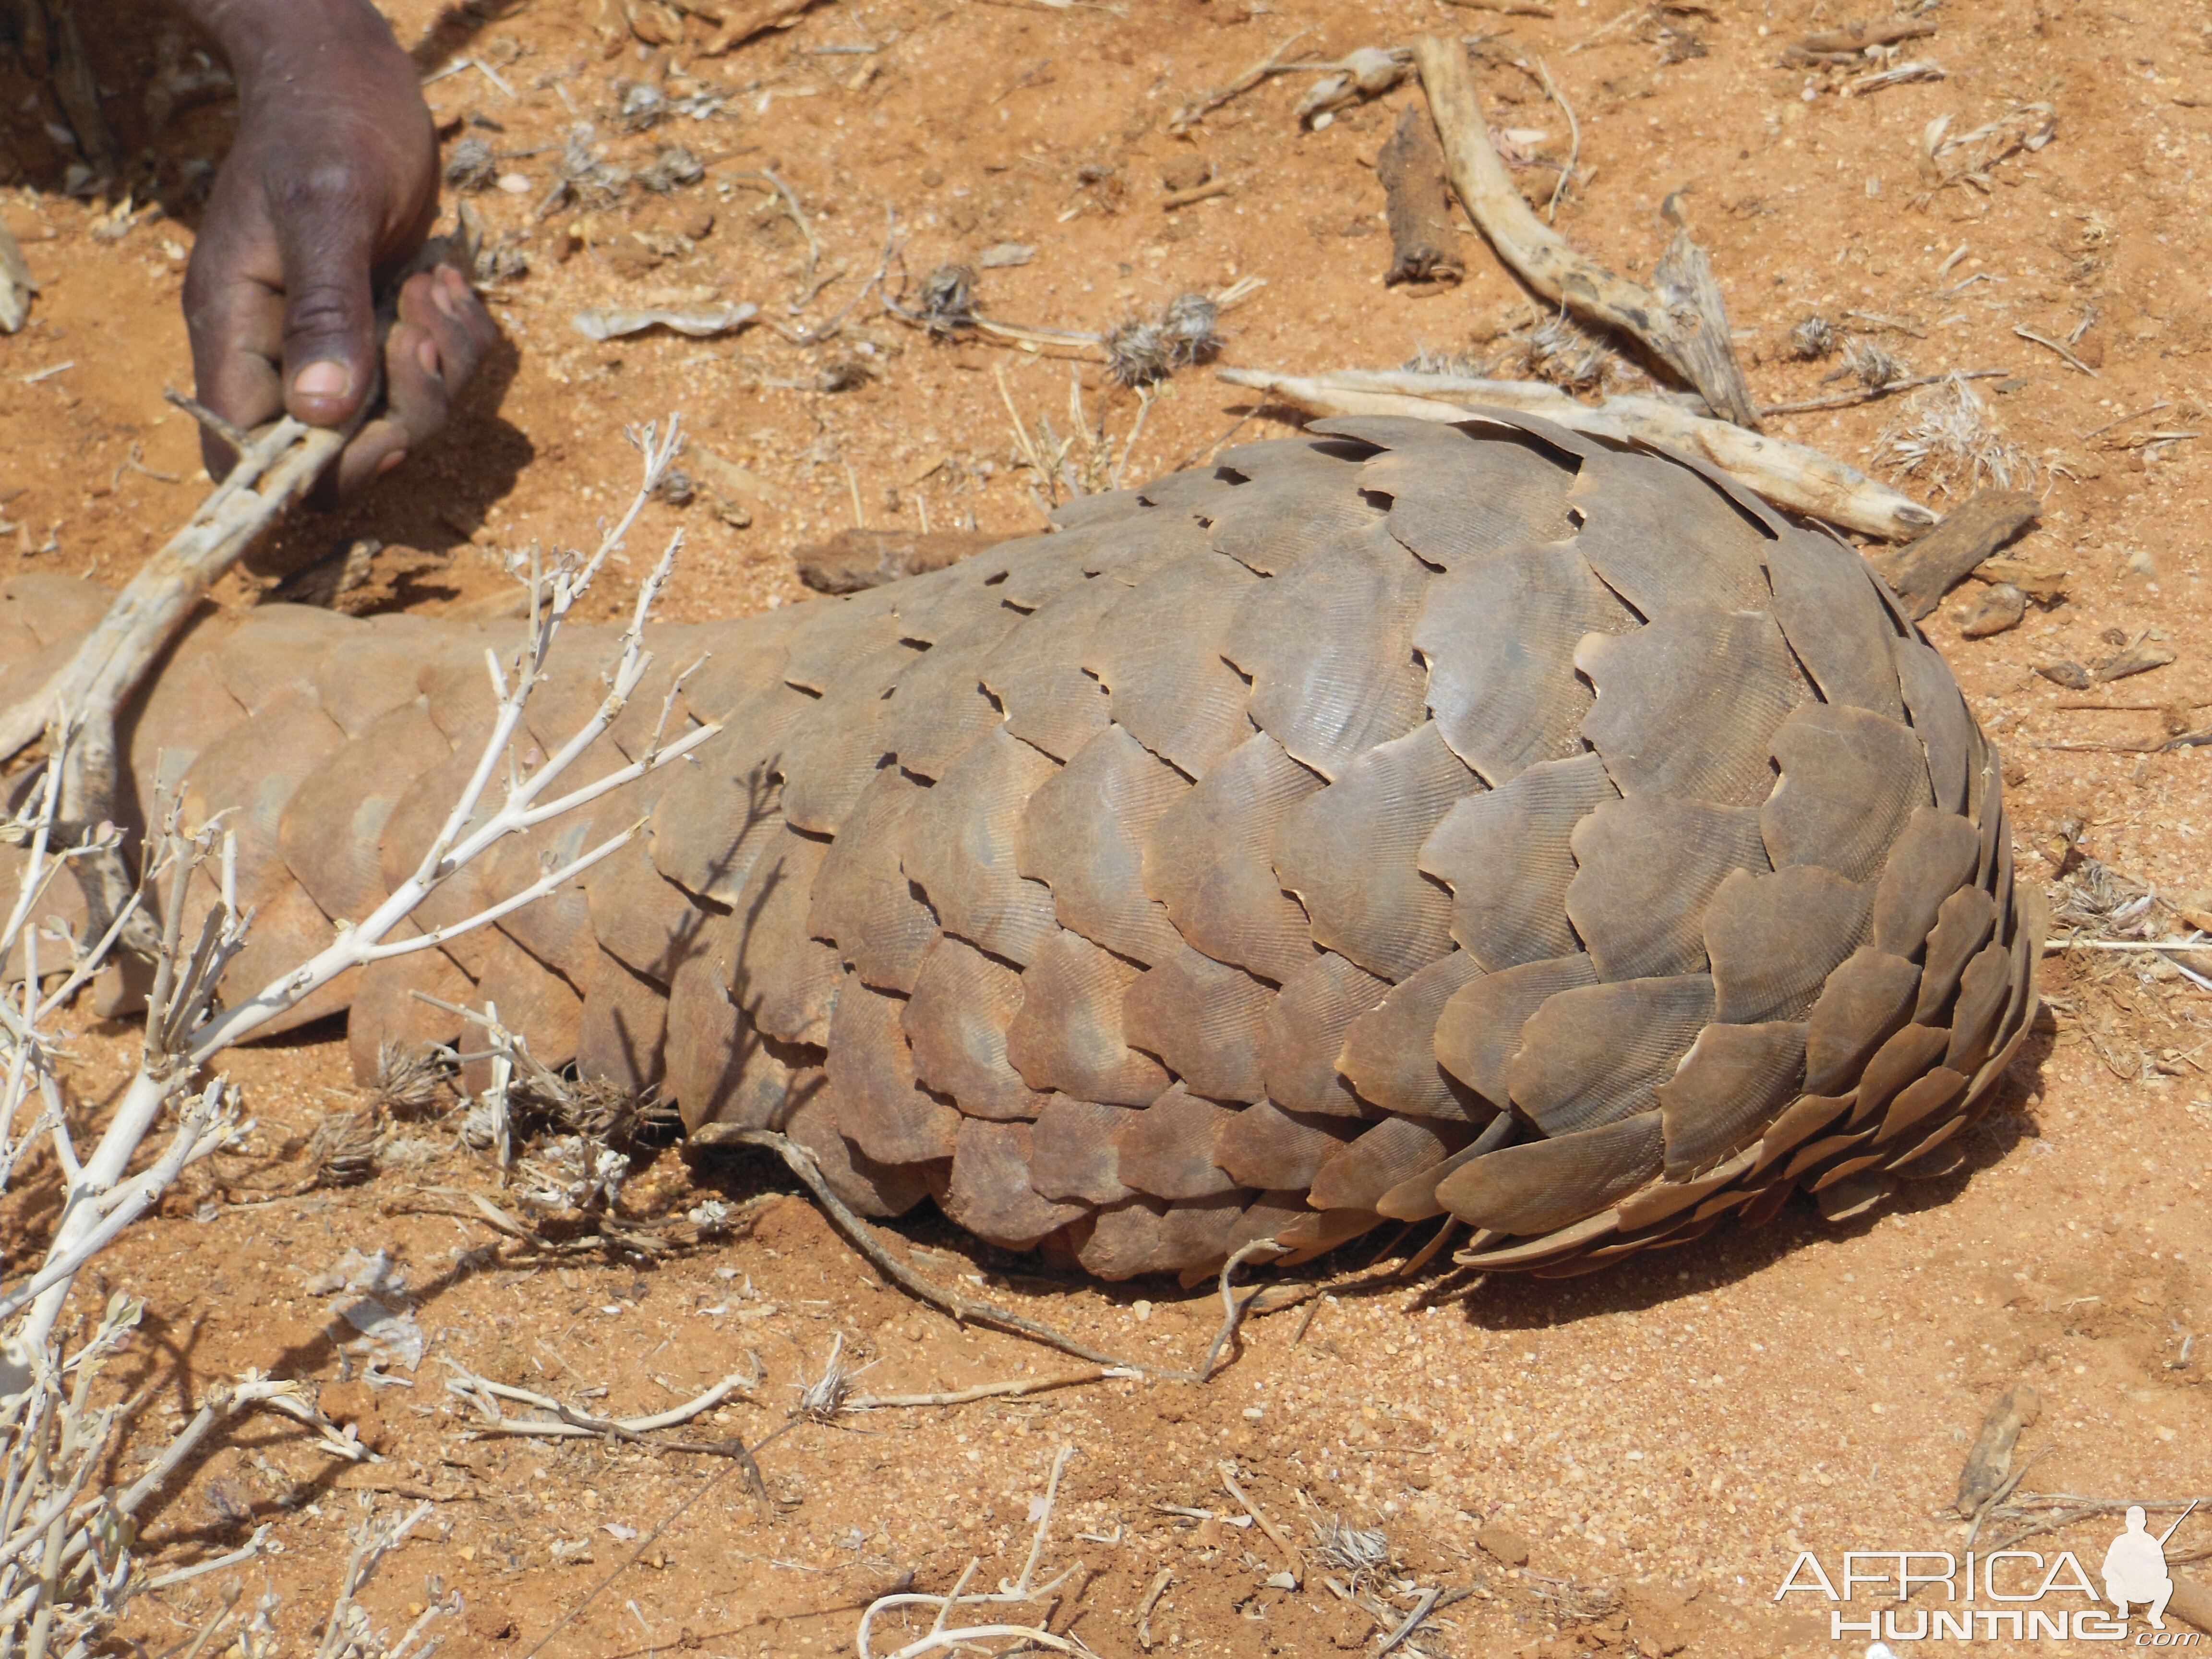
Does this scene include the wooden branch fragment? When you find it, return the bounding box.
[794,529,1004,594]
[1652,222,1761,429]
[1793,18,1936,55]
[1376,107,1466,287]
[2015,325,2099,377]
[1217,365,1939,541]
[684,0,822,53]
[1441,0,1556,14]
[1863,489,2039,619]
[848,1370,1123,1409]
[731,1128,1216,1380]
[1162,179,1235,210]
[1410,33,1762,429]
[1169,29,1313,133]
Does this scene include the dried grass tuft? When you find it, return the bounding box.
[1313,1514,1394,1586]
[915,264,979,335]
[1843,336,1906,389]
[443,134,498,192]
[1873,373,2036,496]
[1787,315,1837,360]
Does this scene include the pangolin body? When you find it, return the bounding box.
[0,413,2040,1280]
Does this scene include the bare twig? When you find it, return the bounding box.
[730,1129,1230,1380]
[1761,366,2010,416]
[2015,324,2100,377]
[1216,365,1938,540]
[849,1370,1131,1409]
[1169,29,1313,132]
[855,1444,1090,1659]
[1410,35,1761,426]
[1535,58,1579,221]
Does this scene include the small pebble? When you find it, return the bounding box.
[496,172,532,194]
[2123,546,2158,579]
[1957,581,2026,638]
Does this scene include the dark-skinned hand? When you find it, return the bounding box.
[178,0,499,496]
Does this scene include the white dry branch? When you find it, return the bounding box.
[443,1361,758,1443]
[2,417,716,1363]
[0,415,709,1659]
[854,1444,1097,1659]
[1215,364,1941,541]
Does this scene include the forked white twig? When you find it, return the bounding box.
[855,1443,1093,1659]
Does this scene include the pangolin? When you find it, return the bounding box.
[0,413,2040,1281]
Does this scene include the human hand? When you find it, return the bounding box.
[180,0,499,495]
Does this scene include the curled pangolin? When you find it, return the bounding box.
[0,413,2041,1281]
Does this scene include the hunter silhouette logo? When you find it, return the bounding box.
[2104,1501,2196,1630]
[1778,1500,2204,1643]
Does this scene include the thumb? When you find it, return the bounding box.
[271,176,382,427]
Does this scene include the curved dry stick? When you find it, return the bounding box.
[1409,33,1761,429]
[1216,365,1939,541]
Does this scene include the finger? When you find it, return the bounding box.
[269,170,383,427]
[333,414,414,500]
[180,192,288,479]
[332,318,441,498]
[425,265,500,385]
[381,312,453,456]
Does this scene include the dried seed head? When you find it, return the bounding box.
[1401,344,1483,377]
[1874,373,2035,495]
[1105,318,1172,386]
[791,1332,861,1422]
[636,143,704,193]
[1787,315,1837,360]
[1843,337,1905,390]
[1313,1515,1393,1583]
[1161,291,1223,367]
[614,79,668,133]
[1107,293,1224,386]
[311,1105,384,1188]
[916,264,978,335]
[372,1040,447,1117]
[444,135,498,193]
[1519,314,1612,392]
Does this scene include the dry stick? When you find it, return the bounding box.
[1441,0,1555,14]
[2015,324,2100,377]
[1761,366,2011,416]
[733,1129,1194,1377]
[1410,34,1762,428]
[1217,366,1937,540]
[849,1370,1127,1409]
[1797,18,1937,52]
[1162,179,1234,210]
[1135,1568,1173,1649]
[746,1133,1305,1386]
[0,405,354,951]
[1535,58,1579,221]
[1376,1587,1441,1659]
[1220,1465,1303,1587]
[1168,28,1314,132]
[1864,489,2040,620]
[517,1459,746,1659]
[1376,106,1466,286]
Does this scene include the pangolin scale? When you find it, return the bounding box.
[0,413,2041,1281]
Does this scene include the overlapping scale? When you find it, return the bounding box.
[18,407,2032,1286]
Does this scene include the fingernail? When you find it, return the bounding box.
[293,360,351,400]
[376,449,408,478]
[417,338,442,377]
[433,274,461,319]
